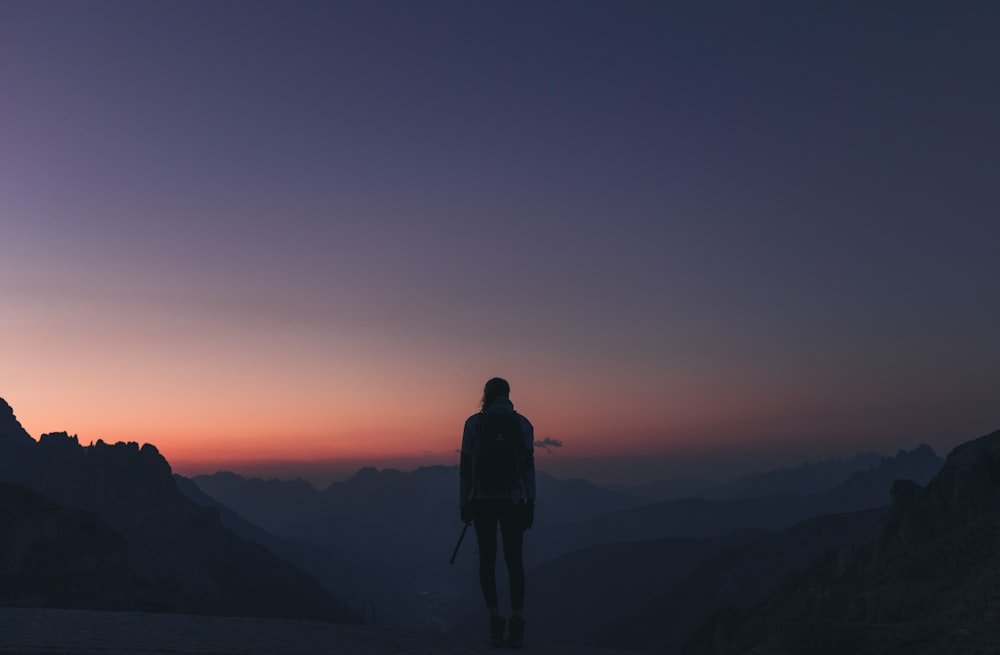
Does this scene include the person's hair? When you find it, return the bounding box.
[480,377,510,410]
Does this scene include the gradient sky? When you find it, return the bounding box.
[2,1,998,485]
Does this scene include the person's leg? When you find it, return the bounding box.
[498,502,526,615]
[498,502,526,647]
[473,500,506,645]
[472,500,500,613]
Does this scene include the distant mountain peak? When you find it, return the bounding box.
[892,442,937,460]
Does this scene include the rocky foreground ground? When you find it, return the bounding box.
[0,607,647,655]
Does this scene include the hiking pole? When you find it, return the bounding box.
[449,521,471,564]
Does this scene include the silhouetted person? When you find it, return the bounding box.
[460,377,536,648]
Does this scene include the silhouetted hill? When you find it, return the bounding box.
[717,451,887,499]
[192,466,646,534]
[193,465,474,628]
[0,397,354,622]
[631,452,885,501]
[187,445,941,633]
[522,529,767,647]
[533,445,942,564]
[683,428,1000,655]
[174,474,290,551]
[622,477,721,500]
[531,494,813,566]
[174,474,367,615]
[187,470,327,532]
[598,508,888,654]
[190,464,650,629]
[534,473,652,525]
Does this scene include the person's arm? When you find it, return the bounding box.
[519,415,536,529]
[459,415,477,513]
[520,416,536,504]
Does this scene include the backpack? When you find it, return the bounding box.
[472,411,525,495]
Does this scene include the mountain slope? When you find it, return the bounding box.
[191,466,647,534]
[189,464,651,629]
[682,428,1000,655]
[0,482,145,609]
[532,445,941,564]
[0,397,355,622]
[174,474,366,614]
[598,507,888,654]
[631,451,886,501]
[524,529,768,646]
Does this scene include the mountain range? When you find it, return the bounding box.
[187,438,943,637]
[626,451,887,501]
[7,393,998,655]
[0,397,354,621]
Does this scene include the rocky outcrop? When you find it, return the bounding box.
[682,428,1000,655]
[821,444,943,511]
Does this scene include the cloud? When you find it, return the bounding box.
[534,437,564,452]
[458,438,563,454]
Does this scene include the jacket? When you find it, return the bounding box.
[459,397,536,508]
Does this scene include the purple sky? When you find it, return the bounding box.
[1,1,998,484]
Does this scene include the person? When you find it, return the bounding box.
[459,377,536,648]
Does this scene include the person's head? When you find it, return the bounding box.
[481,377,510,410]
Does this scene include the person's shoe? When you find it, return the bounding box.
[507,616,525,649]
[489,615,506,647]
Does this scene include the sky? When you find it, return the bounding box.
[1,1,998,486]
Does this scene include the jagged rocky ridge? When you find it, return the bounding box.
[683,428,1000,655]
[0,397,354,621]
